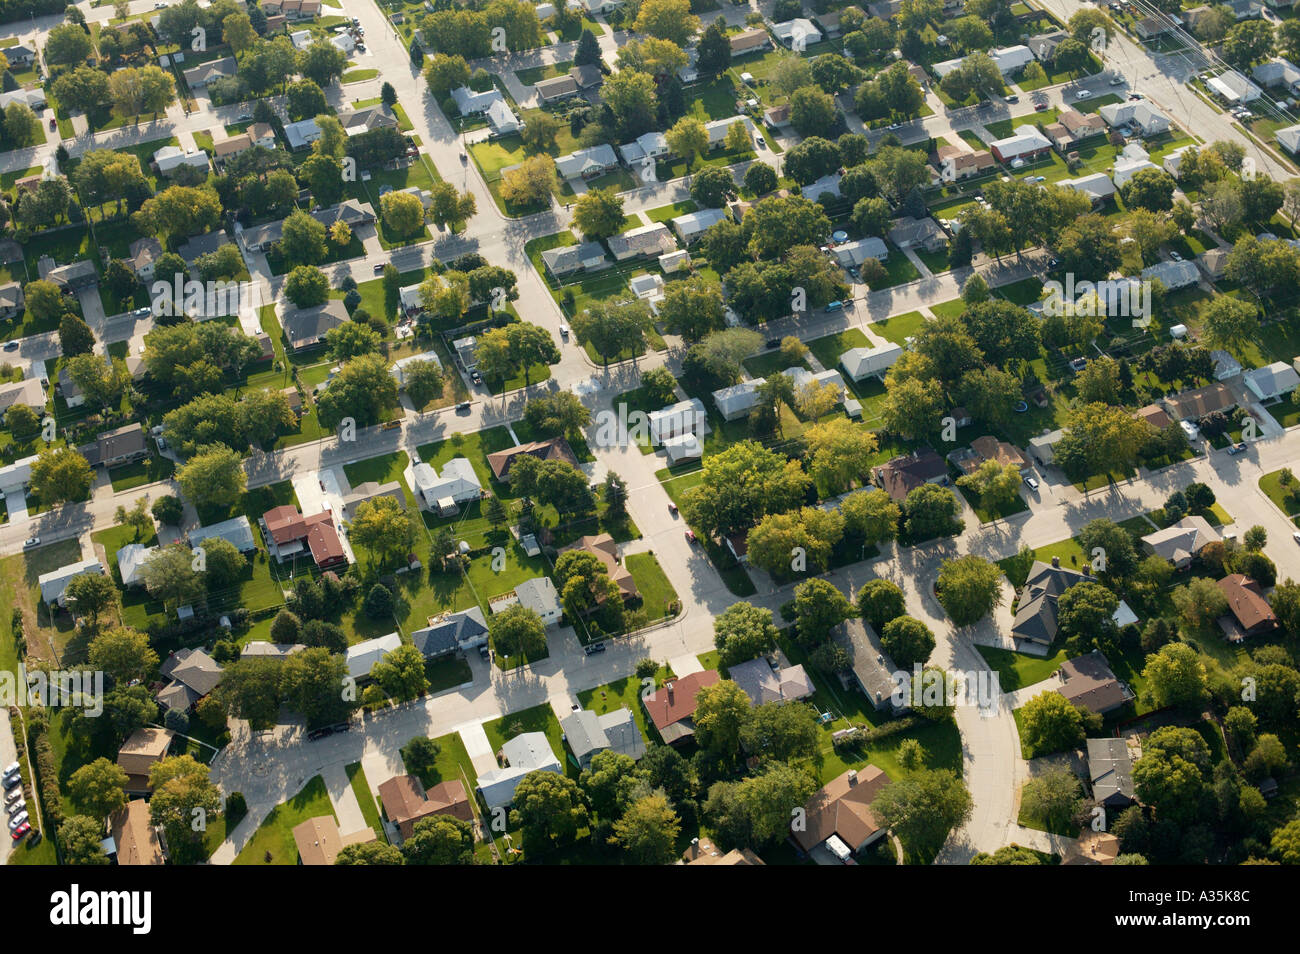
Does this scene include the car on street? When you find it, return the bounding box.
[1228,441,1248,455]
[2,342,17,352]
[456,401,472,413]
[1023,475,1039,492]
[1005,94,1018,103]
[22,537,39,549]
[1047,257,1060,269]
[10,822,29,841]
[668,502,677,515]
[584,642,606,655]
[685,529,697,544]
[1034,102,1049,111]
[1293,530,1300,545]
[1129,93,1143,100]
[2,775,20,792]
[1110,74,1124,85]
[373,262,385,274]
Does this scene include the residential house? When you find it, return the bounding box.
[344,631,403,681]
[283,118,323,151]
[570,63,603,89]
[1099,101,1171,136]
[554,144,620,181]
[606,222,677,261]
[1217,574,1278,640]
[989,44,1034,74]
[389,350,443,388]
[378,775,472,838]
[4,45,34,68]
[292,816,376,865]
[116,727,174,794]
[888,216,947,252]
[712,378,765,421]
[618,131,670,166]
[410,457,485,514]
[557,534,638,602]
[0,281,24,320]
[834,617,904,711]
[1253,57,1300,94]
[560,707,646,769]
[487,438,579,481]
[1028,30,1067,61]
[338,106,399,136]
[477,732,563,810]
[1141,258,1200,291]
[730,27,772,55]
[1056,650,1135,714]
[804,172,842,201]
[763,103,792,130]
[1163,381,1236,421]
[1199,248,1232,281]
[662,432,703,464]
[535,74,581,102]
[541,241,610,277]
[183,56,237,88]
[1277,123,1300,155]
[262,505,347,568]
[728,656,815,706]
[127,237,163,282]
[1212,349,1243,379]
[1059,172,1117,206]
[647,397,706,444]
[1244,360,1300,401]
[192,515,257,554]
[682,837,765,865]
[834,237,889,267]
[280,300,349,351]
[157,647,223,711]
[1087,738,1137,808]
[340,480,405,522]
[213,132,253,164]
[790,766,892,858]
[241,641,305,660]
[704,116,753,150]
[38,560,104,607]
[411,606,489,659]
[1113,142,1160,187]
[630,272,665,300]
[489,576,563,625]
[1141,516,1221,569]
[933,143,996,180]
[989,125,1051,163]
[39,256,98,291]
[178,230,228,263]
[642,670,721,744]
[1011,558,1096,650]
[1134,15,1172,39]
[107,800,166,865]
[670,208,727,244]
[1207,69,1262,103]
[772,17,822,48]
[246,122,277,149]
[1056,108,1107,144]
[841,342,903,380]
[872,449,948,502]
[78,424,148,470]
[659,249,690,273]
[0,377,41,421]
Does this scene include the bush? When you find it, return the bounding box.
[163,707,190,733]
[634,658,659,679]
[225,791,247,827]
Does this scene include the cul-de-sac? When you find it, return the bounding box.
[0,0,1297,870]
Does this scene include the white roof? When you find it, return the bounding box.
[1141,259,1200,290]
[703,115,754,146]
[514,576,562,619]
[1277,124,1300,153]
[804,172,842,200]
[661,432,703,462]
[841,342,903,379]
[1253,58,1300,88]
[1245,361,1300,398]
[477,731,562,810]
[1207,70,1261,103]
[115,544,158,587]
[451,85,506,115]
[391,350,443,384]
[283,118,322,150]
[772,17,822,45]
[648,397,706,434]
[195,515,256,553]
[672,207,727,237]
[38,560,104,605]
[1099,101,1169,131]
[412,457,481,505]
[344,632,403,680]
[712,378,765,415]
[932,56,966,78]
[989,44,1034,74]
[555,144,618,179]
[990,124,1050,159]
[629,272,665,298]
[1059,172,1116,200]
[835,237,889,266]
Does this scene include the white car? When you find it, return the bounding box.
[1075,89,1092,99]
[1293,531,1300,545]
[1023,475,1040,492]
[7,811,27,831]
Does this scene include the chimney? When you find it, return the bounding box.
[1051,556,1061,568]
[666,681,675,703]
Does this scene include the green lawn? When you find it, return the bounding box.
[345,761,385,840]
[872,311,925,346]
[1259,469,1300,519]
[401,730,480,794]
[625,552,678,621]
[232,775,334,865]
[575,665,675,744]
[806,328,870,371]
[482,703,570,775]
[976,645,1070,692]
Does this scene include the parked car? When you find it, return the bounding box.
[668,502,678,515]
[1170,251,1183,262]
[4,790,22,808]
[373,262,385,274]
[6,800,23,817]
[10,822,29,841]
[8,811,28,831]
[1293,530,1300,545]
[2,341,18,352]
[1110,74,1124,85]
[1005,94,1018,103]
[1034,102,1049,112]
[1129,93,1143,100]
[22,537,39,549]
[2,776,20,792]
[765,337,781,348]
[1023,475,1040,492]
[584,642,606,655]
[2,763,18,779]
[1228,441,1248,455]
[1075,89,1092,99]
[48,116,56,131]
[470,370,483,384]
[456,401,472,413]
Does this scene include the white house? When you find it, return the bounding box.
[555,144,620,181]
[841,343,904,381]
[662,433,703,465]
[344,632,403,681]
[116,543,158,588]
[477,732,563,811]
[835,237,889,266]
[329,32,356,55]
[712,378,765,420]
[618,131,670,165]
[772,17,822,47]
[1113,143,1159,187]
[1277,124,1300,155]
[1059,172,1116,204]
[1099,101,1171,136]
[804,172,843,201]
[390,351,443,387]
[283,118,323,151]
[629,272,665,300]
[703,116,754,150]
[989,44,1035,74]
[0,454,36,493]
[1245,361,1300,401]
[1162,144,1194,178]
[1207,69,1262,103]
[648,398,706,444]
[491,576,563,625]
[153,145,210,173]
[989,125,1052,163]
[1142,259,1200,291]
[671,207,727,243]
[38,560,104,607]
[1253,57,1300,93]
[411,458,482,514]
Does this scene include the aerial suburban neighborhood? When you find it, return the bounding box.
[0,0,1293,894]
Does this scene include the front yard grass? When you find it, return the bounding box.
[625,552,678,621]
[344,761,385,840]
[482,703,571,776]
[232,774,333,865]
[976,645,1069,692]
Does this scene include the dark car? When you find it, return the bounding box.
[306,727,334,742]
[373,262,385,274]
[456,401,472,413]
[584,642,606,655]
[1228,442,1248,455]
[470,370,483,384]
[765,338,780,349]
[2,341,17,352]
[3,776,20,792]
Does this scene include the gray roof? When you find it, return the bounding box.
[834,617,902,710]
[728,657,816,706]
[194,514,257,553]
[560,708,606,759]
[77,423,146,467]
[281,300,349,350]
[178,230,229,262]
[158,647,224,707]
[411,607,488,658]
[1087,738,1135,805]
[1012,560,1095,645]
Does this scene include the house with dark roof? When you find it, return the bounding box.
[834,616,905,711]
[1163,381,1235,421]
[1140,515,1220,569]
[1087,738,1137,808]
[872,449,948,502]
[0,281,23,320]
[1056,651,1135,714]
[790,766,892,858]
[157,648,223,711]
[183,55,238,88]
[1217,574,1278,640]
[642,670,720,745]
[78,423,148,469]
[281,300,349,352]
[1011,558,1095,650]
[411,606,488,659]
[339,105,400,136]
[262,504,347,568]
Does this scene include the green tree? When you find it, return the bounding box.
[793,578,853,647]
[510,770,589,850]
[1018,691,1085,758]
[60,815,110,865]
[880,615,935,668]
[402,815,475,864]
[67,758,129,819]
[148,755,222,864]
[871,768,973,857]
[29,447,93,505]
[713,602,778,667]
[489,603,548,660]
[177,443,245,508]
[611,793,681,864]
[856,578,906,632]
[1141,642,1209,709]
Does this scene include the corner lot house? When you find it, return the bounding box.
[378,774,472,839]
[1099,101,1171,136]
[487,437,579,481]
[1011,558,1096,651]
[642,670,721,744]
[648,398,706,444]
[116,543,159,587]
[791,766,892,861]
[477,732,563,811]
[560,706,646,769]
[1244,361,1300,401]
[541,241,609,277]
